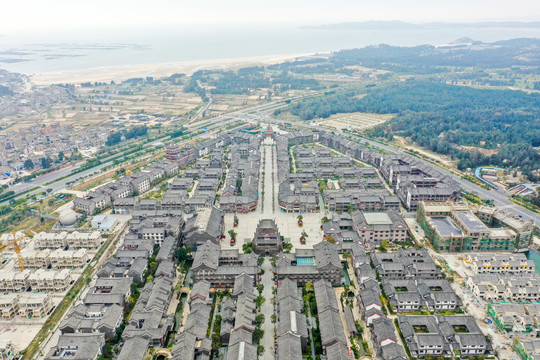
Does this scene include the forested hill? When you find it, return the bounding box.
[330,38,540,72]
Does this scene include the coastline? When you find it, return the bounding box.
[29,53,314,85]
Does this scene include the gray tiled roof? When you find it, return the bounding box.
[118,337,150,360]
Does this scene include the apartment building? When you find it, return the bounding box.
[352,210,409,247]
[418,201,531,252]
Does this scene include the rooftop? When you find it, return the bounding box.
[430,217,463,237]
[364,212,393,225]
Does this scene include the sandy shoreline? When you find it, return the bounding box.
[30,53,314,85]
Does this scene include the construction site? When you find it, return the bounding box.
[0,208,121,353]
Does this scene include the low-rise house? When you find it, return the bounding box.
[314,280,348,349]
[117,337,150,360]
[219,194,258,213]
[383,279,461,312]
[45,333,105,360]
[466,275,540,302]
[275,240,343,286]
[170,177,194,191]
[0,293,18,320]
[183,206,224,247]
[122,277,175,347]
[59,304,124,339]
[371,248,441,280]
[487,303,538,335]
[191,241,259,287]
[84,277,132,307]
[28,269,71,292]
[514,338,540,360]
[0,270,31,292]
[398,315,490,358]
[371,317,399,352]
[17,292,53,318]
[465,253,535,275]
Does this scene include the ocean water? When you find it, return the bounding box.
[1,24,540,74]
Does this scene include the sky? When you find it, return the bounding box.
[1,0,539,32]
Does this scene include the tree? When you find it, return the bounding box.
[256,295,265,308]
[175,246,192,264]
[253,328,264,343]
[257,284,264,295]
[228,229,237,242]
[41,157,52,169]
[283,242,293,252]
[305,282,314,292]
[24,159,34,170]
[255,314,265,327]
[242,242,253,254]
[58,151,64,161]
[102,343,113,357]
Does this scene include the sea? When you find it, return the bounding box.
[2,24,540,75]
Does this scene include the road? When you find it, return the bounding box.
[190,80,213,122]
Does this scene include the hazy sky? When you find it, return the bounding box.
[1,0,539,31]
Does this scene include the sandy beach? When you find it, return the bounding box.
[30,53,312,85]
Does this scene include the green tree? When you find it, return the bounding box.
[255,314,265,327]
[24,159,34,170]
[256,295,265,308]
[41,157,53,169]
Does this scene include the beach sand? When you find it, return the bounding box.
[30,53,311,85]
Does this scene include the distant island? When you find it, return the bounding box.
[301,20,540,30]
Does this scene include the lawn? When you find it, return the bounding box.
[413,325,430,333]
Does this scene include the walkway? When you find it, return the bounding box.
[260,257,275,359]
[260,137,276,359]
